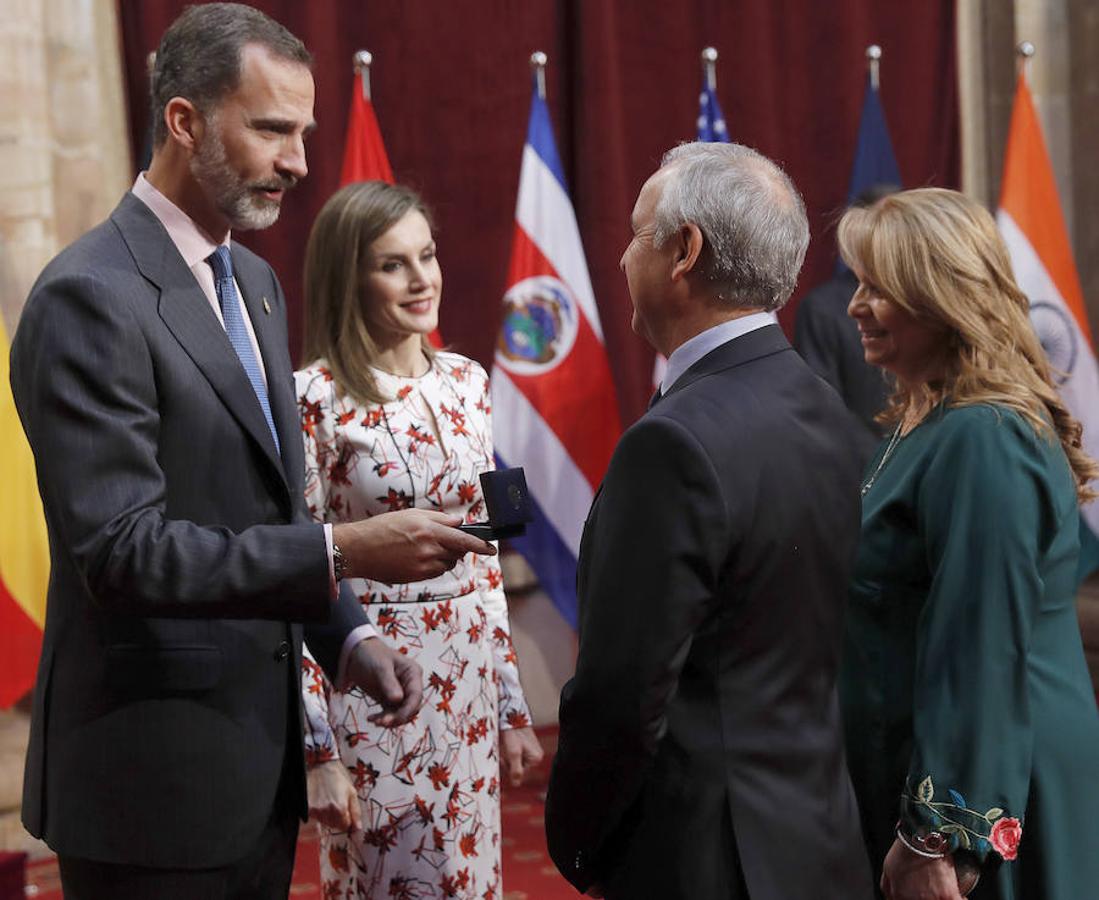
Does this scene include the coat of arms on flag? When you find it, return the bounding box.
[497,276,579,372]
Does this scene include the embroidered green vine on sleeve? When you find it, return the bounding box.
[901,775,1022,861]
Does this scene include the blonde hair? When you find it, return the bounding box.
[301,181,436,405]
[837,187,1098,501]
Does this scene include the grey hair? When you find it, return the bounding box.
[653,142,810,311]
[150,3,311,148]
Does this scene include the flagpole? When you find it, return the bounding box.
[1015,40,1035,77]
[353,50,374,100]
[866,44,882,91]
[702,47,718,92]
[530,51,547,100]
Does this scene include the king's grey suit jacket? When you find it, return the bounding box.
[10,193,367,868]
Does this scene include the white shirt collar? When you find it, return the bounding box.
[131,172,230,268]
[660,311,776,395]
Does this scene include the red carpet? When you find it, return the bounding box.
[24,726,577,899]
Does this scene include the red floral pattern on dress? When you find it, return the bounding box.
[297,353,531,900]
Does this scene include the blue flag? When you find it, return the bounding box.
[845,75,901,203]
[837,75,901,273]
[697,83,729,142]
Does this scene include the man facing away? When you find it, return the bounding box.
[544,143,874,899]
[9,4,492,897]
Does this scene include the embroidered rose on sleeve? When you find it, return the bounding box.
[989,816,1022,860]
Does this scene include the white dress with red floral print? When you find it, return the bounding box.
[296,353,532,900]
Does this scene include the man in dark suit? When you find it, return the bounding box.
[545,143,874,899]
[9,5,491,897]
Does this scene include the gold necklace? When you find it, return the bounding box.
[861,421,905,497]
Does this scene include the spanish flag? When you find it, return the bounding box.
[997,73,1099,577]
[340,67,393,185]
[339,61,443,347]
[0,314,48,707]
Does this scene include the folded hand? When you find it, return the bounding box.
[345,636,423,727]
[500,726,544,787]
[307,760,361,832]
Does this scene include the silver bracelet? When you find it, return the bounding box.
[895,826,947,859]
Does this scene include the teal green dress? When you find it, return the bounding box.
[841,403,1099,899]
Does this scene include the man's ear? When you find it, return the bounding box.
[670,223,704,282]
[163,97,204,152]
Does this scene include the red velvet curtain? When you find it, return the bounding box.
[118,0,958,426]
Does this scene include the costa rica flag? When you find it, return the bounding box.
[490,76,620,628]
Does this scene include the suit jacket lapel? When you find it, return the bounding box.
[112,194,291,498]
[661,323,792,402]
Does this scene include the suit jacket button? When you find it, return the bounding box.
[274,641,290,661]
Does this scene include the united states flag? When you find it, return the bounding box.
[696,82,729,142]
[653,70,733,388]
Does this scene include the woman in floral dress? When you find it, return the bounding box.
[295,181,542,900]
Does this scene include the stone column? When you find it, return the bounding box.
[0,0,131,335]
[956,0,1015,209]
[1068,0,1099,325]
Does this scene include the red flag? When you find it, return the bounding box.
[340,71,393,185]
[340,69,442,346]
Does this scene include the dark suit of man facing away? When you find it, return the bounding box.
[545,143,874,900]
[10,6,490,896]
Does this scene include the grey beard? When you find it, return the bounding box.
[190,131,283,232]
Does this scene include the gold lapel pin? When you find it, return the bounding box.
[262,297,271,315]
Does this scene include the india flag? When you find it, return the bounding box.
[996,73,1099,556]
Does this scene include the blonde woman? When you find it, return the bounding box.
[837,188,1099,900]
[296,181,542,899]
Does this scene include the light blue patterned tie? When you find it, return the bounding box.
[206,246,281,455]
